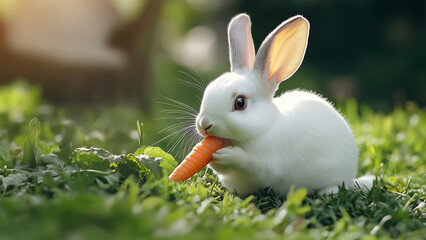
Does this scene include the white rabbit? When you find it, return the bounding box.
[195,14,373,196]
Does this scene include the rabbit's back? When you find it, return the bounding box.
[252,90,359,193]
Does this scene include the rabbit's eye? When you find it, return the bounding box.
[233,95,247,111]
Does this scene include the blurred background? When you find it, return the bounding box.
[0,0,424,152]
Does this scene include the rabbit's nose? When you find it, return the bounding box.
[199,116,213,131]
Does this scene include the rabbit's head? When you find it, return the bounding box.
[196,14,309,143]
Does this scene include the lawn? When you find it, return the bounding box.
[0,81,424,239]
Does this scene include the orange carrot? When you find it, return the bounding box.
[169,136,226,182]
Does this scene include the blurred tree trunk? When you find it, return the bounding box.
[111,0,164,113]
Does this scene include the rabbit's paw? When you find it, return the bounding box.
[212,146,247,167]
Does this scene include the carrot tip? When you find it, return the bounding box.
[168,136,226,182]
[168,174,179,182]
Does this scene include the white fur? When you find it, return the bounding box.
[195,14,372,196]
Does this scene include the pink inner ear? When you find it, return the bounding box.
[267,18,309,83]
[244,26,255,70]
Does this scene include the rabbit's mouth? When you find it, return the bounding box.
[197,118,234,143]
[204,124,212,133]
[203,126,222,139]
[203,130,234,146]
[204,129,217,138]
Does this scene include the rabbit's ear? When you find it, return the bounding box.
[254,16,309,85]
[228,14,255,71]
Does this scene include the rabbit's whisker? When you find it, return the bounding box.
[177,70,207,91]
[156,70,206,159]
[157,98,198,116]
[158,120,193,133]
[176,78,205,92]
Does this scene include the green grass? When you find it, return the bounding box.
[0,81,424,239]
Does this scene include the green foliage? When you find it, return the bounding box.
[0,81,42,123]
[22,118,41,167]
[0,82,424,239]
[135,146,177,174]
